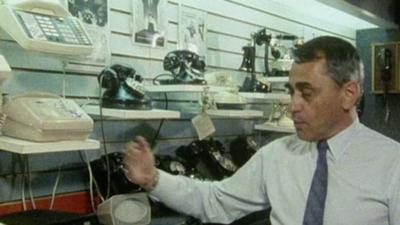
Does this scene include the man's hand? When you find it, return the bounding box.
[123,136,157,190]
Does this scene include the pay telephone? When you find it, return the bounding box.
[2,92,94,142]
[0,0,93,55]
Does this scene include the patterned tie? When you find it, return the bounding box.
[302,140,329,225]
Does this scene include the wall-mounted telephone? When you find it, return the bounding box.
[0,0,93,55]
[161,50,206,85]
[378,48,392,85]
[2,92,94,142]
[98,64,152,110]
[372,43,399,93]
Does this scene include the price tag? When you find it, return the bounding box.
[191,112,215,140]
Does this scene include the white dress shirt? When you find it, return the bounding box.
[151,119,400,225]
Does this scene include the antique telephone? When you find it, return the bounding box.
[239,28,271,93]
[157,50,206,85]
[155,154,200,179]
[175,139,237,181]
[261,98,294,132]
[98,64,152,110]
[378,48,392,123]
[90,152,142,198]
[229,135,259,168]
[269,35,303,77]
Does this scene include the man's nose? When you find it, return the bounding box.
[289,95,301,113]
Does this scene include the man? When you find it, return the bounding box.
[123,36,400,225]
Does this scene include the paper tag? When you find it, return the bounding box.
[191,112,215,140]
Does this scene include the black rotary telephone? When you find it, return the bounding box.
[162,50,206,85]
[155,154,201,179]
[98,64,152,110]
[90,152,142,197]
[175,139,237,181]
[229,136,259,168]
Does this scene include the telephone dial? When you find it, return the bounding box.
[98,64,152,110]
[155,155,200,179]
[175,139,237,181]
[160,50,206,85]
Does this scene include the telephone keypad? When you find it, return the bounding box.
[15,10,92,46]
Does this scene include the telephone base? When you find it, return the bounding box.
[3,119,91,142]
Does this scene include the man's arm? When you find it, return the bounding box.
[150,151,270,223]
[388,162,400,225]
[123,136,270,224]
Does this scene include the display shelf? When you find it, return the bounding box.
[254,123,295,133]
[0,136,100,154]
[267,76,289,82]
[206,109,264,118]
[82,104,180,119]
[239,92,290,103]
[145,84,233,93]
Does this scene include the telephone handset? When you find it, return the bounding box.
[378,48,392,82]
[2,92,94,142]
[0,0,93,55]
[162,50,206,84]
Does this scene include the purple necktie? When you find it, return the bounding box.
[302,140,329,225]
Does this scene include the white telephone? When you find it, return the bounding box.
[2,92,94,142]
[0,0,93,55]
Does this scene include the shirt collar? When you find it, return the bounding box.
[326,118,361,161]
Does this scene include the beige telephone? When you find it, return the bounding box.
[2,92,94,142]
[0,0,93,55]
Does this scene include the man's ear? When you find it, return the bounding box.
[341,81,361,111]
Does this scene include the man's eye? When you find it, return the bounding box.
[301,91,312,100]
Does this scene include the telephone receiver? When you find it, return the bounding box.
[378,48,392,82]
[163,50,206,84]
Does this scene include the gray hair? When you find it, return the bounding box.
[293,36,364,92]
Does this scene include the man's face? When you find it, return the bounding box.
[288,58,349,141]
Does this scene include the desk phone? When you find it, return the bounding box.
[2,92,94,142]
[0,0,93,55]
